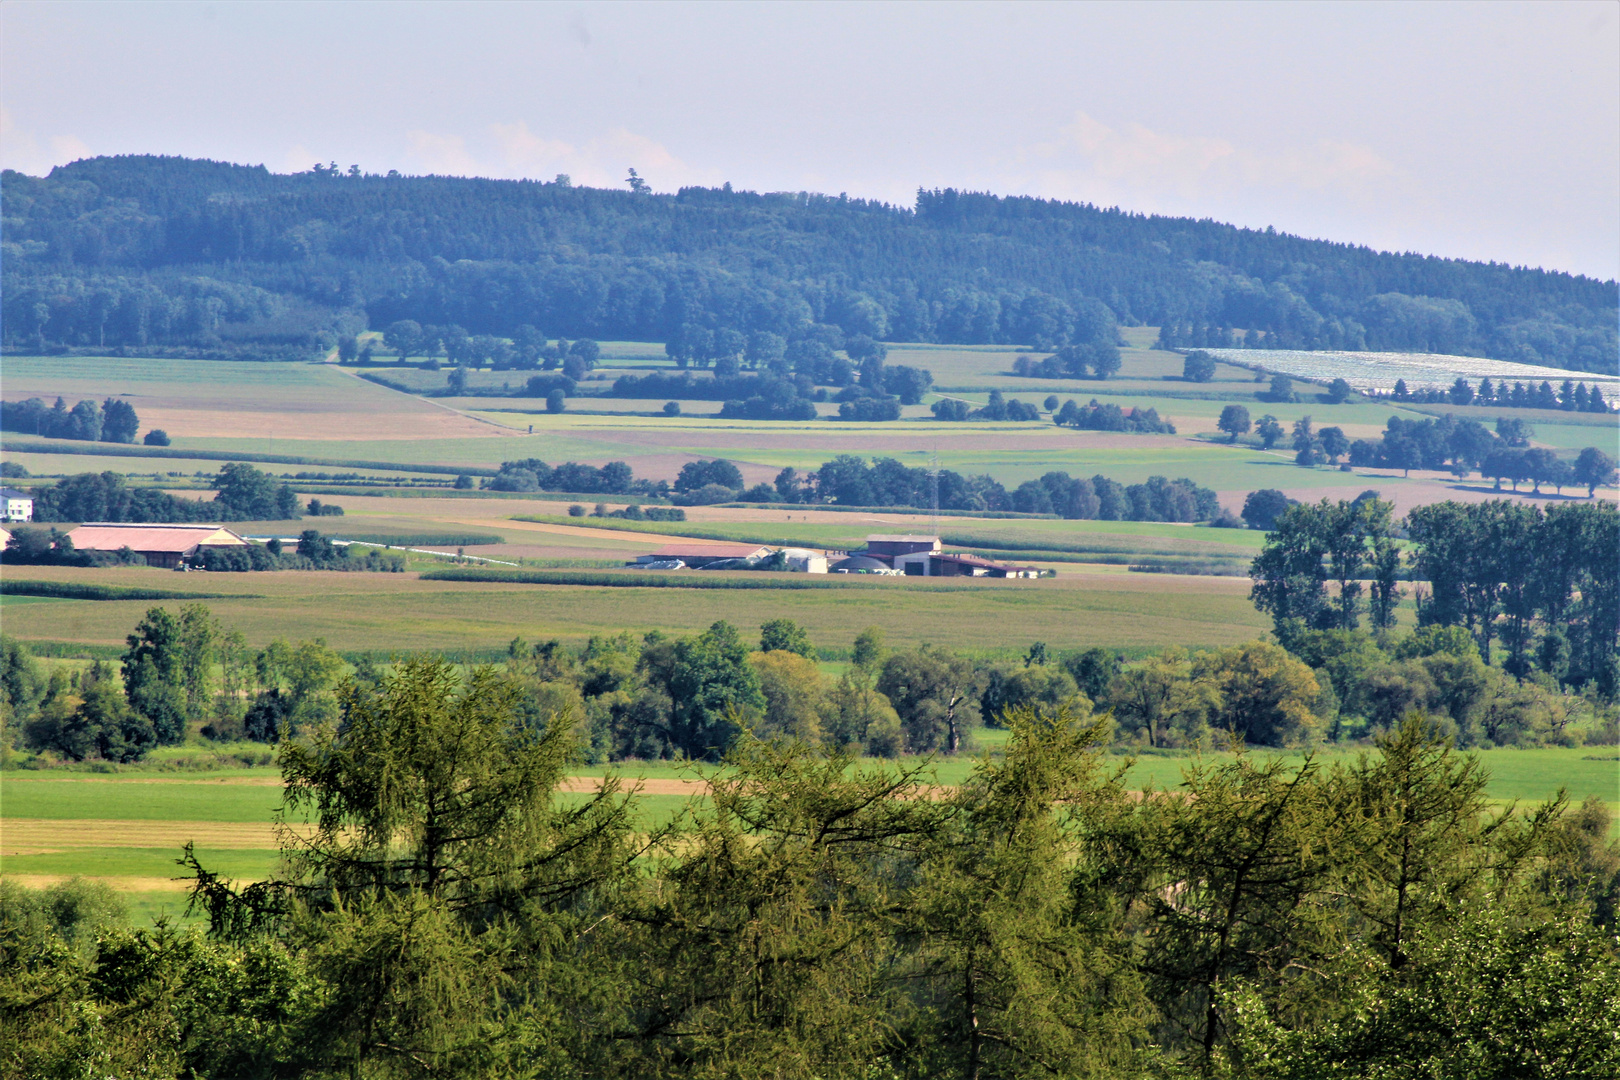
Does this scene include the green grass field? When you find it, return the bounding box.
[4,743,1611,926]
[2,777,286,821]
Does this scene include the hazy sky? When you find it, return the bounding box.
[4,1,1617,279]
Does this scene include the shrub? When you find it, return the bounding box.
[143,429,171,446]
[673,483,739,506]
[837,396,902,421]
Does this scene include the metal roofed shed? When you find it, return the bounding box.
[631,543,771,568]
[929,552,1041,578]
[778,547,829,574]
[830,555,899,574]
[67,523,250,570]
[863,535,941,558]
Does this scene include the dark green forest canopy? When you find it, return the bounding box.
[3,155,1616,371]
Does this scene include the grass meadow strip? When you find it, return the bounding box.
[0,581,258,602]
[0,438,492,476]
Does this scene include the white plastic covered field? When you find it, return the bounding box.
[1202,348,1620,394]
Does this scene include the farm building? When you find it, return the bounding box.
[631,543,772,569]
[1,487,34,522]
[777,548,829,574]
[850,535,1040,578]
[67,523,250,569]
[925,553,1041,578]
[829,554,899,574]
[630,543,828,572]
[863,535,942,559]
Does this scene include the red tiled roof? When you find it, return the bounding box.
[68,525,248,553]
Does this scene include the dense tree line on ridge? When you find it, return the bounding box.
[4,155,1614,373]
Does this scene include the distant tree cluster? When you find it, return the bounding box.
[1054,397,1176,433]
[719,377,821,421]
[1011,339,1124,380]
[1342,413,1614,490]
[668,459,748,505]
[612,355,933,422]
[3,605,350,761]
[25,464,299,524]
[379,320,599,374]
[761,455,1218,521]
[929,389,1043,421]
[1,396,141,443]
[1252,495,1618,693]
[484,458,661,497]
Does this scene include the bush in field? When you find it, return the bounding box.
[1242,489,1293,530]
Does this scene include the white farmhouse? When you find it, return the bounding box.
[1,487,34,522]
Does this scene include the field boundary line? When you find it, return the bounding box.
[332,364,526,434]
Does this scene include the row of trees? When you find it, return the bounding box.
[769,455,1221,521]
[1,396,142,443]
[1389,375,1613,413]
[609,364,933,420]
[7,665,1616,1076]
[1252,495,1618,693]
[6,157,1611,371]
[929,389,1042,421]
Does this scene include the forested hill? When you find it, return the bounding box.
[3,154,1615,372]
